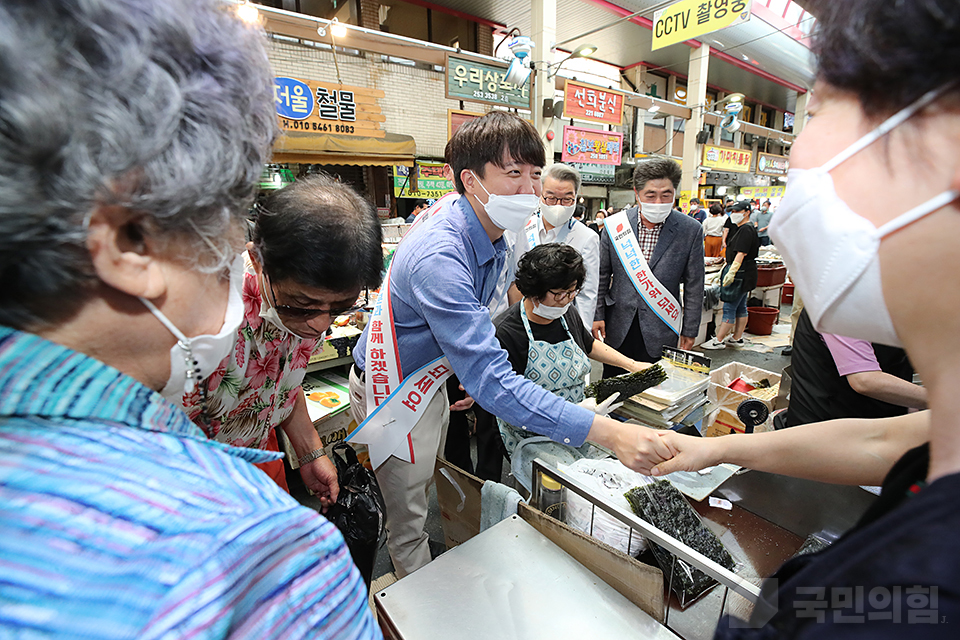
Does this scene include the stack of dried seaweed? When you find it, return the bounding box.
[585,364,668,403]
[625,480,736,606]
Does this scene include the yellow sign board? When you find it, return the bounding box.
[702,144,753,173]
[740,186,786,200]
[652,0,752,51]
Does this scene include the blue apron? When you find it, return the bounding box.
[499,302,607,490]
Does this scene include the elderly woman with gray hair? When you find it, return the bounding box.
[0,1,378,638]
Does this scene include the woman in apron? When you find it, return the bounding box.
[493,243,654,490]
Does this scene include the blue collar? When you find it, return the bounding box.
[0,326,276,463]
[454,194,505,267]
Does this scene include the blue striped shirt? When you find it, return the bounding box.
[0,326,381,640]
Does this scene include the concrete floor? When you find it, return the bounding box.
[296,303,797,582]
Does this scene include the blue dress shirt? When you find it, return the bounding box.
[355,195,594,446]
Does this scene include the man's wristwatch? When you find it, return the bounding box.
[297,447,327,466]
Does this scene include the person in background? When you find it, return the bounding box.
[701,201,758,350]
[720,201,738,251]
[594,158,705,375]
[655,1,960,633]
[702,203,726,257]
[508,162,600,330]
[348,111,672,578]
[573,203,586,222]
[781,309,926,428]
[751,199,775,246]
[588,209,606,234]
[688,197,707,223]
[405,199,429,223]
[176,175,382,505]
[0,1,378,637]
[494,244,652,486]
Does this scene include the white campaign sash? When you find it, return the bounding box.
[348,195,457,469]
[523,213,573,252]
[606,210,681,335]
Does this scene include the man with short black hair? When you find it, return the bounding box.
[594,158,705,375]
[405,199,429,223]
[349,112,673,577]
[689,197,707,223]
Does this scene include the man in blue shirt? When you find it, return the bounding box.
[350,112,672,576]
[751,201,775,246]
[0,1,377,637]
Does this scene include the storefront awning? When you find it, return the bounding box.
[272,131,417,167]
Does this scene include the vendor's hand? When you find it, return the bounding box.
[450,384,475,411]
[592,320,606,341]
[722,269,737,287]
[578,392,623,417]
[650,431,723,477]
[678,336,695,351]
[300,455,340,512]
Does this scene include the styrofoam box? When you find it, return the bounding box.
[708,361,782,413]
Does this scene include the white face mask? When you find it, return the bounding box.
[533,300,571,320]
[770,86,959,347]
[258,272,308,339]
[640,201,673,224]
[471,171,540,233]
[142,254,245,402]
[730,212,745,225]
[540,202,576,228]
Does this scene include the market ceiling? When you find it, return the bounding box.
[414,0,817,112]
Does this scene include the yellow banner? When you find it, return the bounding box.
[739,186,786,200]
[652,0,752,51]
[702,145,753,173]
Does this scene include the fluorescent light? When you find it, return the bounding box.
[647,104,661,113]
[236,1,260,24]
[331,18,347,38]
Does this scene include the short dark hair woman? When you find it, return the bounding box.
[701,201,758,350]
[493,243,655,488]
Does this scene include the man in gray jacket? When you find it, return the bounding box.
[593,159,705,376]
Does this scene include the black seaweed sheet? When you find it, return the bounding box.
[585,364,668,403]
[625,480,736,606]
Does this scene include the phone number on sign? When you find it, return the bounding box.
[282,120,356,134]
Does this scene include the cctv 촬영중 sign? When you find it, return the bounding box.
[652,0,752,51]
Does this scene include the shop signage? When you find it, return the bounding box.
[756,152,789,177]
[274,76,386,138]
[561,126,623,166]
[652,0,752,51]
[447,109,483,140]
[740,185,786,200]
[445,54,532,110]
[563,80,624,126]
[570,162,615,185]
[392,162,455,200]
[702,144,753,173]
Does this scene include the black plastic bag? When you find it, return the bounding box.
[325,443,386,587]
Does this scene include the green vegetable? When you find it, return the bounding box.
[585,364,668,402]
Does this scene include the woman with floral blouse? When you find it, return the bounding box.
[179,174,383,506]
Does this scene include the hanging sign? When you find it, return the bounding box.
[445,54,532,110]
[740,185,786,200]
[274,76,386,138]
[702,144,753,173]
[561,126,623,166]
[652,0,752,51]
[393,162,455,199]
[756,152,789,177]
[569,162,615,184]
[563,80,625,126]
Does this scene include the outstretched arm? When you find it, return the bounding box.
[653,411,931,486]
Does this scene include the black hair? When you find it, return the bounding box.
[633,158,682,192]
[253,173,383,292]
[515,243,586,300]
[414,199,428,208]
[812,0,960,117]
[444,111,545,193]
[690,198,700,204]
[573,204,585,219]
[709,203,723,215]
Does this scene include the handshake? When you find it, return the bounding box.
[590,419,721,477]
